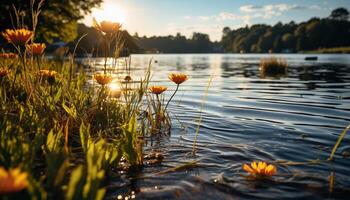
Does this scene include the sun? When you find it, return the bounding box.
[93,2,126,24]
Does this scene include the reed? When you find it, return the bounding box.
[260,57,288,78]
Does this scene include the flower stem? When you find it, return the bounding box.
[164,84,179,112]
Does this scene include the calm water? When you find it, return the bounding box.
[87,54,350,199]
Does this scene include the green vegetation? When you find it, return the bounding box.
[302,46,350,54]
[0,2,188,199]
[0,49,151,199]
[221,7,350,53]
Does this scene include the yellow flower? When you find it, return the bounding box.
[2,29,33,45]
[0,167,28,194]
[93,19,122,34]
[94,73,113,85]
[149,86,167,95]
[0,53,18,59]
[243,161,276,177]
[0,68,10,78]
[168,73,188,85]
[27,43,46,56]
[38,69,58,84]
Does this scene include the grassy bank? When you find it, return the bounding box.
[0,2,190,199]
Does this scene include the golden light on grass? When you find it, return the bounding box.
[27,43,46,56]
[2,29,33,45]
[0,53,18,59]
[149,86,167,95]
[243,161,277,177]
[94,73,113,85]
[0,167,28,194]
[38,69,58,84]
[168,73,188,85]
[0,68,10,78]
[109,83,122,98]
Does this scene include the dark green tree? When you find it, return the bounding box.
[0,0,103,43]
[281,33,295,50]
[330,7,349,21]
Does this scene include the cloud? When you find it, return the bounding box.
[196,12,251,24]
[237,3,323,19]
[309,5,321,10]
[240,5,263,12]
[240,4,301,13]
[198,16,212,21]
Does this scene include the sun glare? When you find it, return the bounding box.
[93,2,126,24]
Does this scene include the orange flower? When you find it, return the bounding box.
[38,69,58,84]
[27,43,46,56]
[93,19,122,34]
[0,167,28,194]
[2,29,33,45]
[0,53,18,59]
[0,68,10,78]
[168,73,188,85]
[243,161,276,177]
[94,73,113,85]
[149,86,167,95]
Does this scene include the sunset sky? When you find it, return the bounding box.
[83,0,350,41]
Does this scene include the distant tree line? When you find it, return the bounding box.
[221,8,350,53]
[133,32,222,53]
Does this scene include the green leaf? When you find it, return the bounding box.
[66,165,85,200]
[80,122,90,153]
[62,102,77,119]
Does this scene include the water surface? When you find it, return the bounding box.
[88,54,350,199]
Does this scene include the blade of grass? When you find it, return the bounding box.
[192,75,213,155]
[153,161,198,175]
[328,124,350,161]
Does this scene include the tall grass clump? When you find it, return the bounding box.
[0,1,187,199]
[260,57,288,78]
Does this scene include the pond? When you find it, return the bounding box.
[87,54,350,199]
